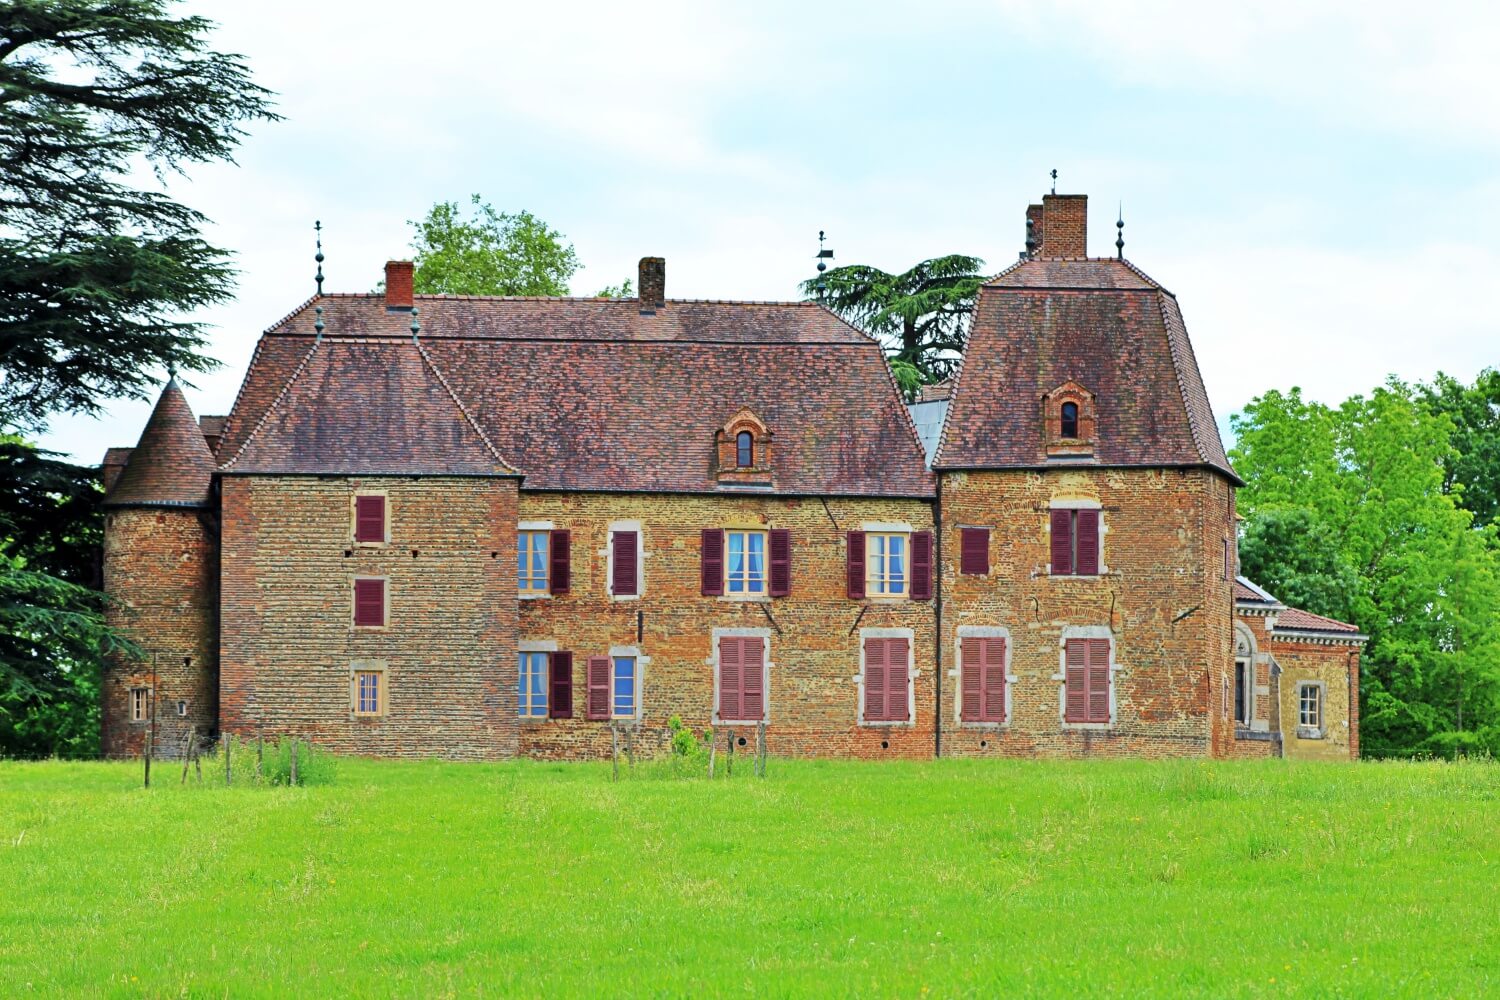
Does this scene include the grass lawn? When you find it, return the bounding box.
[0,755,1496,998]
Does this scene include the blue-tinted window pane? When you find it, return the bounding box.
[613,656,636,716]
[518,652,549,717]
[728,532,746,593]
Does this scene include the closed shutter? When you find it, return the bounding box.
[1086,638,1111,723]
[911,531,933,600]
[769,529,791,597]
[886,638,910,721]
[846,531,866,599]
[549,529,571,594]
[1076,510,1100,576]
[1064,639,1087,721]
[353,578,384,626]
[355,495,385,543]
[1050,509,1073,575]
[960,527,990,575]
[549,651,573,718]
[701,529,724,596]
[585,656,611,720]
[863,636,885,721]
[960,636,982,722]
[742,637,766,721]
[718,636,742,720]
[612,531,638,596]
[982,637,1007,723]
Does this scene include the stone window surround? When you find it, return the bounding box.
[1053,625,1119,729]
[608,645,650,721]
[517,520,554,600]
[1296,680,1327,739]
[129,686,151,724]
[1046,498,1110,576]
[861,520,914,603]
[855,626,919,728]
[351,489,389,547]
[350,660,388,718]
[518,640,557,721]
[950,625,1017,728]
[708,627,774,725]
[605,520,646,602]
[351,575,388,629]
[1232,622,1273,736]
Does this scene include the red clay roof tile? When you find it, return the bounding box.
[104,380,216,507]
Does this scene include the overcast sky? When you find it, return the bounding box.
[38,0,1500,462]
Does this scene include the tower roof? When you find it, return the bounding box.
[104,379,217,508]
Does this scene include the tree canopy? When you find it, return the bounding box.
[409,197,580,297]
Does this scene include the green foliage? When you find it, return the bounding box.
[888,358,924,402]
[408,196,580,296]
[1418,368,1500,528]
[594,277,633,298]
[239,735,336,787]
[1231,380,1500,756]
[801,254,985,385]
[0,0,278,431]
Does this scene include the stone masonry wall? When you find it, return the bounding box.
[219,476,519,759]
[1272,638,1360,760]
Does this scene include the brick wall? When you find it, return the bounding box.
[514,491,936,760]
[1040,194,1088,257]
[101,507,219,758]
[219,476,519,759]
[936,467,1235,759]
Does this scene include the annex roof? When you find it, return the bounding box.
[104,379,217,508]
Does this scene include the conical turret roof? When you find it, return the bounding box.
[104,379,216,508]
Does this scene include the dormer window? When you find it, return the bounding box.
[1060,402,1079,438]
[1042,381,1098,458]
[736,431,754,468]
[716,407,773,486]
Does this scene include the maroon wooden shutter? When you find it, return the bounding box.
[1086,638,1111,723]
[718,637,742,720]
[960,636,982,722]
[847,531,866,599]
[585,656,610,720]
[1050,509,1073,575]
[742,637,766,721]
[863,636,885,720]
[911,531,933,600]
[549,529,571,594]
[355,495,385,543]
[611,531,638,596]
[887,638,910,721]
[549,651,573,719]
[353,578,384,626]
[982,638,1007,723]
[1064,639,1087,721]
[769,529,791,597]
[701,529,724,596]
[960,527,990,575]
[1076,509,1100,576]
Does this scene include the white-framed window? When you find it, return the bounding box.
[866,532,907,597]
[612,655,637,718]
[726,530,767,595]
[352,668,386,717]
[1297,682,1324,736]
[519,651,548,718]
[129,687,149,723]
[518,530,549,595]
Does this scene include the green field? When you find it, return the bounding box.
[1,755,1496,997]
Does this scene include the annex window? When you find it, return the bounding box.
[717,635,766,722]
[1063,638,1111,724]
[867,532,907,597]
[518,531,549,595]
[354,494,386,544]
[1049,508,1101,576]
[353,577,386,627]
[862,635,911,723]
[726,530,766,594]
[960,636,1007,724]
[586,655,638,719]
[1060,401,1079,438]
[519,651,549,718]
[848,530,931,600]
[1298,683,1323,734]
[612,656,637,718]
[129,687,149,723]
[352,669,385,717]
[736,431,754,468]
[1234,658,1252,725]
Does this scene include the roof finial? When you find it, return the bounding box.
[1050,168,1057,195]
[814,230,834,299]
[314,304,325,343]
[314,220,325,296]
[1024,216,1038,260]
[410,306,421,344]
[1116,203,1125,260]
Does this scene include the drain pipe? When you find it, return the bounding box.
[933,476,943,759]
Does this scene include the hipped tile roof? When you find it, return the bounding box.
[104,379,216,507]
[1275,606,1363,635]
[934,258,1237,481]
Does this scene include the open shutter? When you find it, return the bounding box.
[549,529,571,594]
[1086,638,1111,723]
[1076,510,1100,576]
[1064,639,1087,721]
[742,637,766,721]
[960,527,990,575]
[863,636,885,721]
[355,495,385,543]
[911,531,933,600]
[983,638,1007,723]
[718,637,742,720]
[887,638,910,721]
[700,529,724,596]
[354,578,384,627]
[847,531,866,599]
[1050,509,1073,575]
[549,651,573,719]
[960,636,982,722]
[586,656,611,720]
[769,529,791,597]
[611,531,638,596]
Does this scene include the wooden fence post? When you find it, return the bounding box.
[194,738,203,783]
[757,722,767,778]
[708,731,716,779]
[610,724,620,783]
[625,727,635,770]
[143,726,152,789]
[180,727,195,785]
[255,730,264,783]
[290,738,299,787]
[727,729,735,778]
[224,734,231,786]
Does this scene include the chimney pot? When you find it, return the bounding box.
[638,257,665,313]
[385,260,414,310]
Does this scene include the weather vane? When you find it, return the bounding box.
[1050,169,1057,195]
[314,220,325,296]
[815,230,834,299]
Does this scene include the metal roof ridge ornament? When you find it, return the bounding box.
[313,304,325,344]
[410,306,421,344]
[1116,203,1125,260]
[314,220,325,296]
[814,230,833,300]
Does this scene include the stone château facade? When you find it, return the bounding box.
[99,193,1364,761]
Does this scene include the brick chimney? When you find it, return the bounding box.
[638,257,665,314]
[1039,194,1087,258]
[385,260,414,309]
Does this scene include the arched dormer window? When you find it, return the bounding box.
[1060,402,1079,439]
[736,431,754,468]
[1041,381,1097,458]
[716,407,774,485]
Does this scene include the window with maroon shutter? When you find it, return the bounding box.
[846,531,866,599]
[353,578,385,627]
[585,656,611,720]
[549,651,573,718]
[611,530,638,596]
[354,495,385,543]
[1049,509,1073,575]
[701,529,724,596]
[863,636,910,722]
[1064,638,1111,723]
[769,529,791,597]
[959,527,990,575]
[960,636,1006,723]
[1086,638,1110,722]
[911,531,932,600]
[717,636,766,721]
[550,529,571,594]
[1075,510,1100,575]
